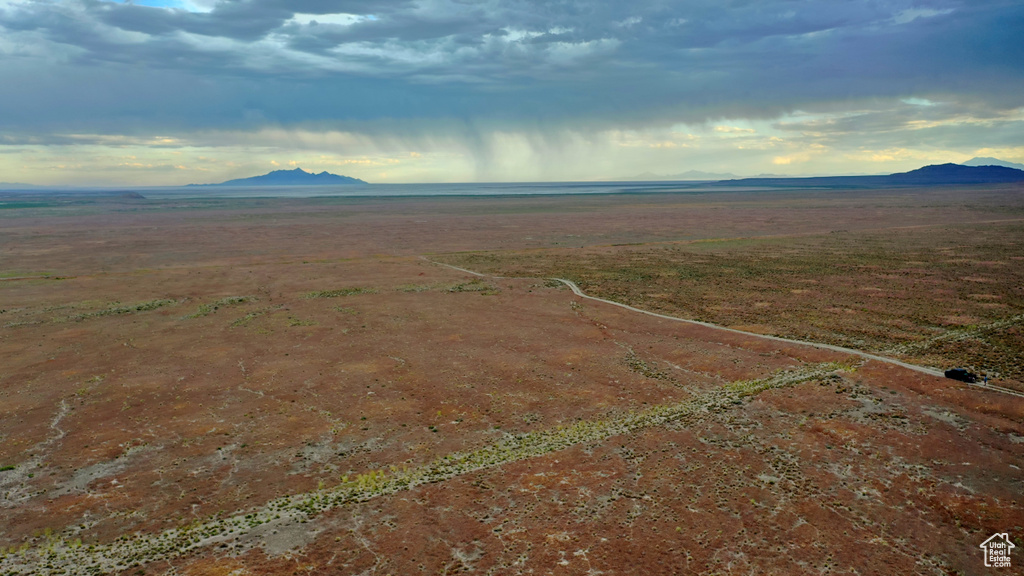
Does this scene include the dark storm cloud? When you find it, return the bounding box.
[0,0,1022,136]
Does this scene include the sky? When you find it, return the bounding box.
[0,0,1022,185]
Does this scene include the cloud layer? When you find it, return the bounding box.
[1,0,1022,183]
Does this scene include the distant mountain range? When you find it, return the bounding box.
[7,160,1024,191]
[962,157,1024,170]
[614,170,740,181]
[613,157,1024,185]
[0,182,39,190]
[191,167,367,186]
[713,163,1024,188]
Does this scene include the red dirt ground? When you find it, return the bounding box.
[1,186,1022,575]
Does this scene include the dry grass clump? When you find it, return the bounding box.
[65,299,176,322]
[304,287,377,298]
[182,296,254,319]
[445,279,499,295]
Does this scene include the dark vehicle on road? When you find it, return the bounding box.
[944,368,979,383]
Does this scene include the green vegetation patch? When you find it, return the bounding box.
[396,283,434,292]
[625,350,673,382]
[445,278,500,295]
[183,296,254,319]
[305,287,377,298]
[65,299,177,322]
[230,307,271,328]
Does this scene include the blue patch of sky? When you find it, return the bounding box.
[100,0,201,11]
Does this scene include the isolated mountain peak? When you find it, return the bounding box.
[191,167,367,186]
[962,157,1024,170]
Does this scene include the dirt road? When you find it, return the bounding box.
[426,258,1024,399]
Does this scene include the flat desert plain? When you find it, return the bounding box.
[1,185,1022,575]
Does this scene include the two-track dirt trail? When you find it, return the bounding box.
[424,257,1024,399]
